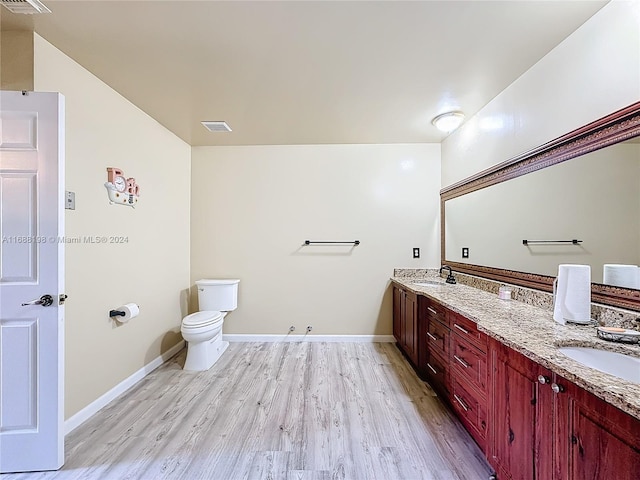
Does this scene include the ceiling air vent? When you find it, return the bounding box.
[1,0,51,14]
[201,121,232,133]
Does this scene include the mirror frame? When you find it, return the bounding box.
[441,101,640,311]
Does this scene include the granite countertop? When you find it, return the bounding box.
[391,275,640,420]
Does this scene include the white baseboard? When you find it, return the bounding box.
[223,334,395,343]
[64,340,185,435]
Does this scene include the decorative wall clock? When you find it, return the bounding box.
[105,167,140,207]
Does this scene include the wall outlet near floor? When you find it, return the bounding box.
[413,247,420,258]
[289,326,295,333]
[462,247,469,258]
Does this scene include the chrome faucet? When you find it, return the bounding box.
[439,265,457,284]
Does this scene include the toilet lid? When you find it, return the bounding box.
[182,311,223,328]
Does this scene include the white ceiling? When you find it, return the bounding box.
[1,0,608,146]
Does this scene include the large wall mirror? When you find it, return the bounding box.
[441,102,640,311]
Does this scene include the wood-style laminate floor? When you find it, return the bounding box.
[5,342,493,480]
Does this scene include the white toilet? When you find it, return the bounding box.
[181,278,239,371]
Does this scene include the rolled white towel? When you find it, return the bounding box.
[603,264,639,289]
[553,264,591,325]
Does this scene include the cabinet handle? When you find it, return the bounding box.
[551,383,565,394]
[427,332,440,342]
[538,375,550,385]
[426,363,438,374]
[454,324,470,334]
[427,307,438,315]
[453,355,470,368]
[453,394,469,411]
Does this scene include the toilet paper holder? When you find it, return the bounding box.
[109,303,140,321]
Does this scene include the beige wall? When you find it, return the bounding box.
[191,144,440,335]
[33,34,191,418]
[442,0,640,187]
[0,30,34,91]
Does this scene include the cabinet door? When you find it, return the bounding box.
[392,286,402,344]
[404,291,418,364]
[416,296,429,378]
[490,340,552,480]
[554,376,640,480]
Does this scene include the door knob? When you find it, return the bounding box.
[22,294,54,307]
[551,383,565,394]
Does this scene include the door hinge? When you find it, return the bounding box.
[59,294,68,305]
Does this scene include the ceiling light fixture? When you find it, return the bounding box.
[432,111,465,133]
[201,121,232,133]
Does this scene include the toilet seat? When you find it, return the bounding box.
[182,311,223,329]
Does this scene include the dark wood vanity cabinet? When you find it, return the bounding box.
[419,294,490,450]
[392,286,402,343]
[554,374,640,480]
[490,339,640,480]
[423,297,451,396]
[392,285,418,366]
[449,310,489,451]
[489,339,554,480]
[393,283,640,479]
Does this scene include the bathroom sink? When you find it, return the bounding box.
[412,280,445,287]
[558,347,640,383]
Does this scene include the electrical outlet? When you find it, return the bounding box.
[462,247,469,258]
[306,326,312,333]
[413,247,420,258]
[289,326,295,333]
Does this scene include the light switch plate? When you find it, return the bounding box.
[66,191,75,210]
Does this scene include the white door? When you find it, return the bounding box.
[0,91,65,473]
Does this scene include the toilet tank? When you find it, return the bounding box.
[196,279,239,312]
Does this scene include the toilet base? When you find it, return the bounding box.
[183,336,229,371]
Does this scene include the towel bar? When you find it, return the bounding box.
[304,240,360,246]
[522,239,582,245]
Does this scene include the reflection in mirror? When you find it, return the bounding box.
[445,138,640,288]
[441,101,640,311]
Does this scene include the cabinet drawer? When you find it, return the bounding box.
[425,350,449,397]
[451,334,488,393]
[425,299,448,326]
[427,319,450,358]
[451,377,488,451]
[450,311,487,352]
